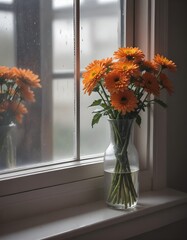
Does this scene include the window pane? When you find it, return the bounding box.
[0,11,15,66]
[53,79,74,160]
[52,1,74,71]
[0,0,13,3]
[53,0,72,9]
[98,0,117,4]
[80,0,119,157]
[53,0,84,9]
[52,0,75,161]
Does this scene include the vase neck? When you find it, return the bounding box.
[108,119,134,145]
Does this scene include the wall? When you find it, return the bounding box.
[167,0,187,193]
[128,218,187,240]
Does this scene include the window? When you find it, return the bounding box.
[0,0,121,170]
[0,0,150,173]
[0,0,166,221]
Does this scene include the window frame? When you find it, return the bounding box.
[0,0,168,222]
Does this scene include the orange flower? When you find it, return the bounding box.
[112,61,139,76]
[0,101,28,123]
[9,102,28,124]
[153,54,177,71]
[0,66,11,81]
[10,67,41,88]
[99,58,113,69]
[85,58,112,71]
[142,72,160,96]
[140,60,157,73]
[114,47,145,63]
[82,47,176,121]
[0,65,41,125]
[104,70,129,93]
[159,73,174,95]
[82,60,106,95]
[111,90,138,114]
[19,85,35,102]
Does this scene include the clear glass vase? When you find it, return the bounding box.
[104,119,139,210]
[0,122,17,170]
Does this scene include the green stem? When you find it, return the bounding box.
[106,120,138,208]
[99,82,116,119]
[97,90,113,119]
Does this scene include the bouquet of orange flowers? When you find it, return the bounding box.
[0,66,41,168]
[82,47,176,126]
[82,47,176,209]
[0,66,41,125]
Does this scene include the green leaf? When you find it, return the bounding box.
[154,98,168,108]
[136,115,142,127]
[91,113,102,128]
[89,99,102,107]
[92,108,104,113]
[101,103,110,110]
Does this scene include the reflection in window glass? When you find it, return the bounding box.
[80,0,119,157]
[0,11,14,66]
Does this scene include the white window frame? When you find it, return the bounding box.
[0,0,168,222]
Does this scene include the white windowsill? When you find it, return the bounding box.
[0,188,187,240]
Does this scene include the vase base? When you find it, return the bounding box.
[106,200,138,210]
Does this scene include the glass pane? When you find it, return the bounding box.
[53,79,74,160]
[80,0,119,157]
[98,0,117,4]
[52,0,75,161]
[0,11,15,66]
[53,0,72,9]
[0,0,75,172]
[52,1,74,71]
[53,0,84,9]
[0,0,13,3]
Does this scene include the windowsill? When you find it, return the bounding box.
[0,188,187,240]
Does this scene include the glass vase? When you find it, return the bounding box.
[104,119,139,210]
[0,122,17,170]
